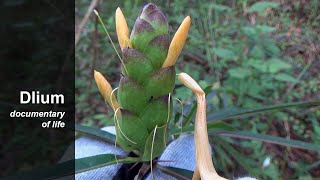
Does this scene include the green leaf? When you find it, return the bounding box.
[306,160,320,171]
[268,59,291,73]
[76,154,140,174]
[242,26,256,36]
[75,124,116,144]
[218,138,259,176]
[264,164,279,180]
[212,4,232,12]
[228,68,251,79]
[213,131,320,151]
[4,154,140,179]
[247,59,267,72]
[174,87,193,103]
[3,160,75,180]
[170,122,236,135]
[213,48,236,59]
[249,46,265,59]
[314,125,320,136]
[158,165,193,180]
[213,145,233,168]
[256,25,276,33]
[207,100,320,122]
[264,40,280,56]
[274,73,298,82]
[248,2,279,15]
[93,114,110,120]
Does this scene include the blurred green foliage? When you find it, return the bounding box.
[76,0,320,179]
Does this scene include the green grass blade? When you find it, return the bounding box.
[207,100,320,122]
[170,122,236,135]
[217,138,259,177]
[75,124,116,143]
[212,131,320,151]
[306,160,320,171]
[157,165,193,180]
[181,102,197,127]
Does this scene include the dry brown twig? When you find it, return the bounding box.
[75,0,100,46]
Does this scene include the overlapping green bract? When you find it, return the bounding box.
[117,3,175,160]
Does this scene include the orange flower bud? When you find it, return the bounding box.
[116,7,132,49]
[162,16,191,68]
[94,70,119,111]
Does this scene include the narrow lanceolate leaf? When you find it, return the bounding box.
[207,100,320,122]
[217,139,259,176]
[212,130,320,151]
[75,124,116,144]
[158,165,193,180]
[4,154,141,179]
[170,122,236,135]
[3,160,75,180]
[76,154,140,174]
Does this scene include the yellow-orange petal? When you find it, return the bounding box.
[178,72,228,180]
[178,72,204,95]
[116,7,132,49]
[94,70,120,111]
[162,16,191,68]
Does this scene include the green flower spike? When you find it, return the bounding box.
[97,3,191,161]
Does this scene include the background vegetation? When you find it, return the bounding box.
[75,0,319,179]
